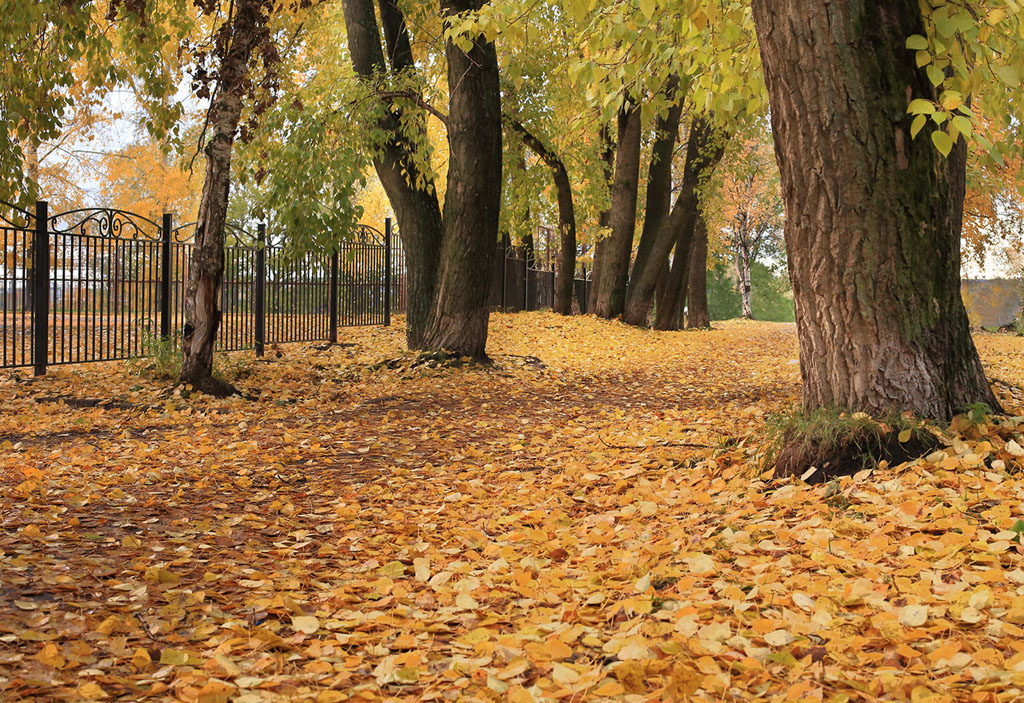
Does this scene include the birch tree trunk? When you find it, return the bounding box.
[180,0,265,395]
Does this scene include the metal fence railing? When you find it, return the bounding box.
[490,243,592,313]
[1,199,404,374]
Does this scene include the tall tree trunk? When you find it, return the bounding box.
[686,209,711,328]
[180,0,265,395]
[630,81,684,304]
[511,121,576,314]
[751,0,999,419]
[420,0,501,358]
[737,239,753,319]
[635,114,725,329]
[344,0,443,350]
[590,104,642,319]
[588,124,616,313]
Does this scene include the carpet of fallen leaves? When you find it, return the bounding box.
[4,313,1024,703]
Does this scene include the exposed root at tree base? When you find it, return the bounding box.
[177,375,240,398]
[371,350,491,372]
[774,426,941,484]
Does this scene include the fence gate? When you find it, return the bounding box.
[1,199,400,375]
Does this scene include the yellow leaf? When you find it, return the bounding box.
[508,686,535,703]
[291,616,320,634]
[77,682,109,700]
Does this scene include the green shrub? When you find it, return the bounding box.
[126,330,182,381]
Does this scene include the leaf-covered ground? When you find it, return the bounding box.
[3,313,1024,703]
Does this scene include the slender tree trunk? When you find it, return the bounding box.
[752,0,999,419]
[344,0,443,350]
[737,239,753,319]
[588,124,616,313]
[511,121,576,314]
[591,104,642,319]
[630,81,684,296]
[180,0,265,395]
[639,115,726,329]
[686,209,711,328]
[420,0,501,358]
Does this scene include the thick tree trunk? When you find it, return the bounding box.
[344,0,443,350]
[686,209,711,328]
[643,115,726,330]
[511,121,577,315]
[737,240,753,319]
[630,81,684,304]
[180,0,264,395]
[420,0,501,358]
[590,104,642,319]
[752,0,999,419]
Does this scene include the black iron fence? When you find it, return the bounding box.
[1,200,405,374]
[491,243,592,313]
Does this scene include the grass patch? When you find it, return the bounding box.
[126,330,182,381]
[763,406,942,483]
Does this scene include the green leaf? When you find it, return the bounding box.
[915,50,931,68]
[638,0,656,20]
[951,115,972,140]
[994,65,1021,86]
[907,99,935,115]
[905,34,929,50]
[931,130,953,157]
[927,64,945,87]
[910,114,926,139]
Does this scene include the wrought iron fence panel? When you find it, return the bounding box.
[2,202,400,374]
[1,201,36,368]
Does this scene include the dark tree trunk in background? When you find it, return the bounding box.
[590,104,642,319]
[628,85,684,325]
[180,0,265,395]
[686,209,711,328]
[344,0,443,350]
[421,0,502,358]
[737,233,753,319]
[751,0,999,419]
[588,124,616,313]
[511,122,577,315]
[634,114,725,330]
[344,0,501,358]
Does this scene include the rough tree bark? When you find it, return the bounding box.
[626,85,684,325]
[180,0,266,395]
[588,124,616,313]
[633,114,725,330]
[736,230,753,319]
[344,0,501,358]
[420,0,502,358]
[751,0,999,419]
[590,104,641,319]
[511,121,577,315]
[686,209,711,328]
[343,0,443,350]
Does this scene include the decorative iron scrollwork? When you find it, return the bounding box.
[0,199,35,229]
[352,224,384,245]
[49,208,162,240]
[172,222,197,243]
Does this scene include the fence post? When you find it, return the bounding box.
[254,223,266,356]
[160,213,172,339]
[384,217,392,326]
[32,200,49,376]
[329,246,339,343]
[500,243,506,311]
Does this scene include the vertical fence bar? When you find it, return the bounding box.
[32,201,49,375]
[384,218,392,326]
[329,247,339,343]
[254,223,266,356]
[160,213,172,339]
